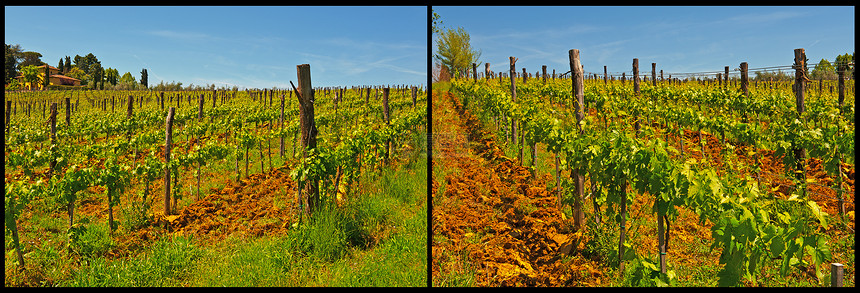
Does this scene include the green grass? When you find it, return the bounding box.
[46,141,425,287]
[65,234,201,286]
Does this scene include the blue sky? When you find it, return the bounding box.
[5,6,428,89]
[432,6,854,79]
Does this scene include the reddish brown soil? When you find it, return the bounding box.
[662,127,855,224]
[161,167,298,242]
[433,88,854,287]
[432,91,603,286]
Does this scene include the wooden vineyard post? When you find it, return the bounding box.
[724,66,729,90]
[633,58,641,136]
[831,263,844,287]
[510,56,518,147]
[198,93,204,120]
[473,63,478,81]
[125,95,134,141]
[837,63,846,106]
[236,119,242,182]
[658,210,667,274]
[523,67,528,84]
[292,90,299,159]
[164,107,175,216]
[267,119,273,172]
[65,97,71,126]
[48,103,58,179]
[383,87,391,165]
[818,79,823,98]
[835,65,847,217]
[160,92,164,111]
[619,181,628,273]
[740,62,750,127]
[6,100,12,135]
[197,94,204,200]
[622,72,626,84]
[295,64,319,221]
[543,65,547,84]
[741,62,749,99]
[280,94,285,157]
[652,63,657,87]
[258,120,265,174]
[520,66,526,165]
[792,48,808,186]
[569,49,586,232]
[485,63,491,81]
[601,65,606,85]
[411,86,417,108]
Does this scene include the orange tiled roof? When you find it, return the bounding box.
[50,74,80,81]
[35,64,61,71]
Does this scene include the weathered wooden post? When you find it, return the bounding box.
[792,48,809,192]
[295,64,319,221]
[652,62,657,87]
[837,62,846,106]
[198,93,204,120]
[64,97,71,126]
[633,58,641,135]
[164,107,175,216]
[569,49,585,232]
[5,100,11,135]
[523,67,528,84]
[741,62,749,98]
[543,65,547,84]
[831,263,844,287]
[604,65,608,85]
[383,87,391,165]
[48,103,58,179]
[510,56,518,147]
[411,85,417,107]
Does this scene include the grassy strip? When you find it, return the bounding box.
[6,133,427,287]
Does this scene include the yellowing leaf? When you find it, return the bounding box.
[806,200,828,228]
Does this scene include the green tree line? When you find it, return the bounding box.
[5,43,151,90]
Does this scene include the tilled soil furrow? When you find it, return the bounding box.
[433,90,602,286]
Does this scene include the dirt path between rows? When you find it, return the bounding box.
[431,90,603,286]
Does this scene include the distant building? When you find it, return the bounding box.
[15,64,82,89]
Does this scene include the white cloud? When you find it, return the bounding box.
[146,30,220,42]
[725,11,805,25]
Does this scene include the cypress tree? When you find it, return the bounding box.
[140,68,148,88]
